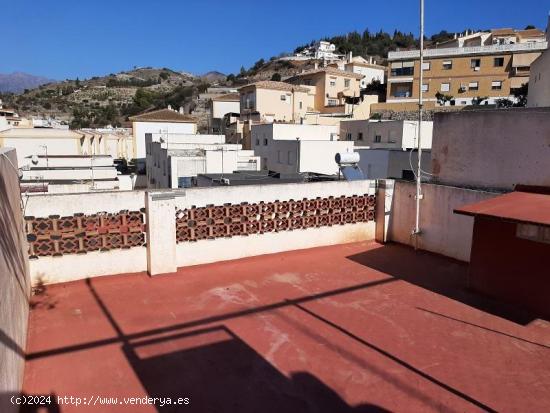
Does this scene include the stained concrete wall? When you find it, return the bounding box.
[175,180,377,267]
[24,190,147,284]
[388,181,497,261]
[431,108,550,191]
[0,148,31,413]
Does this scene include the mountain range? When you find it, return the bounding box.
[0,72,55,94]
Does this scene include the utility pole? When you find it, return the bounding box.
[413,0,425,248]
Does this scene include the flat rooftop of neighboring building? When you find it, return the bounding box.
[23,242,550,412]
[197,171,307,186]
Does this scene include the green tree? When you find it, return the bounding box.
[512,82,528,107]
[271,73,282,81]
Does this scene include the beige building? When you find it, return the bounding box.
[385,28,547,108]
[286,67,363,113]
[239,81,315,123]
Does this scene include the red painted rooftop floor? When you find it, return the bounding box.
[23,241,550,412]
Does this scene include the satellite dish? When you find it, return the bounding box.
[31,155,39,165]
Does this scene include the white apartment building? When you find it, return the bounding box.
[331,54,386,89]
[129,107,197,172]
[527,17,550,108]
[145,133,260,189]
[340,120,433,150]
[251,123,354,175]
[19,155,122,193]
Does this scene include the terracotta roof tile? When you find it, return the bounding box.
[239,81,310,93]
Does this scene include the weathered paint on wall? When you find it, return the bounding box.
[0,148,31,413]
[431,109,550,190]
[388,181,497,261]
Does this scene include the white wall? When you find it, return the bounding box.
[252,123,339,142]
[388,181,497,261]
[133,121,197,160]
[174,180,376,267]
[355,148,431,180]
[299,140,355,175]
[212,100,240,119]
[1,137,82,166]
[527,50,550,108]
[0,148,31,413]
[340,120,433,149]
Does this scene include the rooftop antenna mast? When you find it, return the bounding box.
[413,0,425,247]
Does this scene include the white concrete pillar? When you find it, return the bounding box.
[375,179,395,243]
[145,191,177,275]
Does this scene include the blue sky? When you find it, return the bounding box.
[2,0,548,79]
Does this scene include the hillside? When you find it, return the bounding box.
[0,72,55,93]
[0,67,212,129]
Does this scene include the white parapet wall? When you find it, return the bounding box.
[23,180,378,284]
[387,181,499,262]
[24,190,148,284]
[174,180,377,268]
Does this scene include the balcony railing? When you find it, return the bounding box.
[388,41,548,60]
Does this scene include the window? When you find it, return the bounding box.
[344,79,350,87]
[471,58,481,70]
[299,101,303,109]
[442,60,453,70]
[327,98,339,106]
[390,61,414,76]
[494,57,504,67]
[263,138,268,145]
[421,83,429,92]
[440,83,450,92]
[469,81,479,91]
[280,94,286,101]
[374,134,382,143]
[422,62,431,71]
[329,80,336,87]
[491,81,502,90]
[346,133,352,141]
[358,132,363,141]
[255,138,260,146]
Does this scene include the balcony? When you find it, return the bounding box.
[388,41,548,60]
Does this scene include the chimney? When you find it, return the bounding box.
[348,51,353,63]
[179,106,184,114]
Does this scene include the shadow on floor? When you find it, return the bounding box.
[346,243,536,325]
[124,325,390,413]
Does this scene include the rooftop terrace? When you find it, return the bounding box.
[22,241,550,412]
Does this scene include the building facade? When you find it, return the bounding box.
[250,123,353,175]
[386,28,547,108]
[129,108,198,172]
[286,68,363,113]
[145,133,260,189]
[340,119,433,149]
[239,81,315,123]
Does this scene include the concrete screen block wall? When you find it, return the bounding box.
[0,148,31,413]
[24,190,148,284]
[174,180,377,267]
